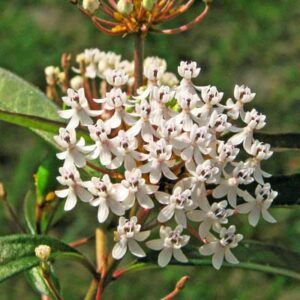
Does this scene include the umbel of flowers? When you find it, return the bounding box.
[52,52,277,270]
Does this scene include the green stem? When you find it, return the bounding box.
[134,32,145,92]
[42,268,63,300]
[84,279,98,300]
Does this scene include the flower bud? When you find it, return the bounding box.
[35,245,51,262]
[117,0,134,16]
[142,0,157,11]
[82,0,99,14]
[70,75,84,90]
[0,182,6,199]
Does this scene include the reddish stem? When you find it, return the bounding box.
[69,236,93,248]
[133,32,145,92]
[161,275,190,300]
[187,223,208,244]
[153,3,209,34]
[87,162,124,180]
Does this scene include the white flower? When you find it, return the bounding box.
[105,69,128,87]
[175,91,201,131]
[198,86,224,119]
[86,175,128,223]
[141,138,177,184]
[209,110,231,133]
[199,225,243,270]
[229,109,266,152]
[55,166,92,211]
[156,185,195,227]
[122,168,158,209]
[174,124,213,164]
[86,120,115,166]
[144,56,167,74]
[147,225,190,267]
[188,199,233,237]
[110,130,146,170]
[187,160,219,206]
[95,88,134,128]
[159,118,183,145]
[81,48,103,78]
[127,100,157,142]
[149,85,176,125]
[213,162,254,207]
[144,63,165,83]
[58,88,102,129]
[246,140,273,184]
[112,216,150,259]
[116,60,134,86]
[225,85,256,120]
[54,127,89,167]
[178,61,200,80]
[234,84,256,103]
[98,51,121,78]
[237,183,277,226]
[215,141,240,166]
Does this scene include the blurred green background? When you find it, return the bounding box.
[0,0,299,299]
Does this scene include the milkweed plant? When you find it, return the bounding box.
[0,1,299,299]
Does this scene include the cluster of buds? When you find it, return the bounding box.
[73,0,211,36]
[54,54,277,270]
[44,48,178,102]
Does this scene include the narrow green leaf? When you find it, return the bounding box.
[0,109,65,134]
[254,132,300,150]
[23,191,36,234]
[25,265,61,299]
[0,234,98,282]
[140,241,300,280]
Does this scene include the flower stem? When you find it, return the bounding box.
[161,275,190,300]
[134,32,145,92]
[42,268,64,300]
[84,279,98,300]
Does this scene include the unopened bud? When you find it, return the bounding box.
[117,0,134,16]
[45,66,60,78]
[82,0,99,14]
[0,182,6,199]
[142,0,157,11]
[70,75,84,90]
[35,245,51,262]
[45,66,60,85]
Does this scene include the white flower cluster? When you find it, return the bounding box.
[54,58,277,270]
[70,48,178,89]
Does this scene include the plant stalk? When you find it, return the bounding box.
[133,32,145,92]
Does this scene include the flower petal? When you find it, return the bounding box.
[158,247,172,267]
[173,249,188,263]
[128,239,146,258]
[146,239,164,251]
[112,241,127,260]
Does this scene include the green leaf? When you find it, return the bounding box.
[0,67,61,146]
[0,234,98,282]
[35,150,60,202]
[25,265,61,298]
[23,191,36,234]
[254,132,300,150]
[141,241,300,279]
[0,109,65,134]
